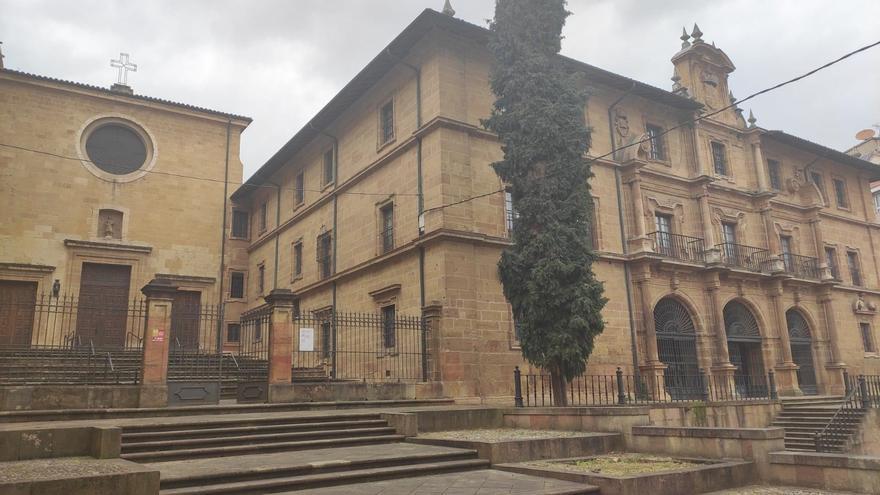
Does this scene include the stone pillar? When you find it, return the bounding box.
[634,271,668,400]
[809,214,833,280]
[265,289,295,402]
[697,184,720,263]
[760,202,785,273]
[818,286,847,395]
[768,280,801,396]
[422,303,443,383]
[139,279,178,408]
[752,142,769,192]
[626,168,652,253]
[706,274,736,384]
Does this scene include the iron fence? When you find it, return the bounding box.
[293,310,426,382]
[648,232,707,263]
[515,367,776,407]
[717,242,773,272]
[237,304,272,381]
[781,253,821,280]
[167,301,222,383]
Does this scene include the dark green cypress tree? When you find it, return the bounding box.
[483,0,607,406]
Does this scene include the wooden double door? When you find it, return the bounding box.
[0,280,38,346]
[75,263,132,349]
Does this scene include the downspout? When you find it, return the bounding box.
[216,118,232,355]
[607,82,640,375]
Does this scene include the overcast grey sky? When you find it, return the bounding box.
[2,0,878,179]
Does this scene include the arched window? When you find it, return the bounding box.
[786,309,817,395]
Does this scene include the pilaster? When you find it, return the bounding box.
[264,289,296,401]
[139,279,178,408]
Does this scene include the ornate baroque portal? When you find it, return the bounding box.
[723,301,767,397]
[786,309,818,395]
[654,297,701,399]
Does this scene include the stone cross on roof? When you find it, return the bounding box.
[110,52,137,86]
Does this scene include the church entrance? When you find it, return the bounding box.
[0,280,37,347]
[786,309,818,395]
[724,301,767,398]
[654,297,702,399]
[75,263,131,349]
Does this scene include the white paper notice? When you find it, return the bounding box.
[299,327,315,352]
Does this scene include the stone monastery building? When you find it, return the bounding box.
[2,8,880,403]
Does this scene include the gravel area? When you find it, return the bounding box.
[705,486,862,495]
[417,428,587,441]
[529,453,698,476]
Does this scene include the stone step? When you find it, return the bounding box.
[122,426,397,453]
[158,448,479,490]
[122,419,388,442]
[122,434,406,462]
[157,458,490,495]
[121,413,383,433]
[772,419,861,427]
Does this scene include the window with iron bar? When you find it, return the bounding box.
[295,171,305,205]
[317,231,333,279]
[711,141,727,176]
[382,305,396,348]
[833,178,849,209]
[847,251,862,286]
[380,100,394,145]
[380,203,394,254]
[767,159,781,190]
[322,149,334,186]
[646,124,665,161]
[230,271,245,299]
[231,210,249,239]
[860,322,876,353]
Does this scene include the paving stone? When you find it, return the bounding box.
[287,469,596,495]
[705,485,862,495]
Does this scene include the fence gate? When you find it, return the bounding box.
[236,305,271,403]
[166,297,222,406]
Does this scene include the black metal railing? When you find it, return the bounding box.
[515,367,776,407]
[167,302,222,383]
[781,253,821,280]
[814,374,880,452]
[236,305,272,381]
[293,310,426,382]
[648,232,706,263]
[717,243,773,272]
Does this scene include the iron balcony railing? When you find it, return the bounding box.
[648,232,706,263]
[717,242,773,272]
[781,253,821,280]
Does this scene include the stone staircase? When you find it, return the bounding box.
[771,395,866,452]
[117,413,493,494]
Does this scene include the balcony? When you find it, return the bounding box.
[648,232,706,263]
[717,242,773,272]
[782,253,821,280]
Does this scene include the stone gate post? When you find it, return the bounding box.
[265,289,295,402]
[139,279,178,407]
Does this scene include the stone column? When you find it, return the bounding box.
[809,213,833,280]
[626,167,652,253]
[139,279,178,408]
[706,273,736,383]
[265,289,296,402]
[768,280,801,396]
[697,183,720,263]
[818,286,847,395]
[752,142,769,192]
[634,269,668,400]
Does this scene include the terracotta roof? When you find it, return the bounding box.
[231,9,701,201]
[763,130,880,178]
[1,68,252,123]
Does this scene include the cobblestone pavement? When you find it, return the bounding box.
[288,469,594,495]
[705,485,862,495]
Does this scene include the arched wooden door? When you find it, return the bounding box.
[786,309,818,395]
[654,298,701,399]
[723,301,767,397]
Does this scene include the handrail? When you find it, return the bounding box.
[814,383,861,452]
[105,351,115,372]
[126,331,144,345]
[89,339,95,355]
[222,351,241,371]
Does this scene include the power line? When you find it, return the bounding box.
[423,38,880,214]
[0,142,420,198]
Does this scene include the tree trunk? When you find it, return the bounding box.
[550,370,569,406]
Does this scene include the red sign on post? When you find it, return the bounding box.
[151,328,165,342]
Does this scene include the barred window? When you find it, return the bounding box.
[646,124,665,161]
[824,247,839,279]
[317,231,333,279]
[232,210,249,239]
[230,271,245,299]
[767,159,781,190]
[380,100,394,145]
[382,305,396,348]
[226,323,240,343]
[380,203,394,254]
[860,323,876,353]
[292,242,303,278]
[322,149,334,186]
[259,202,268,233]
[847,251,862,286]
[833,178,849,208]
[295,171,305,205]
[711,141,727,176]
[257,264,265,294]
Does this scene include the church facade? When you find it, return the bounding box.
[231,10,880,401]
[0,65,251,353]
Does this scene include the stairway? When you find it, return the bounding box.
[771,395,866,452]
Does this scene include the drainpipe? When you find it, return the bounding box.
[216,118,232,365]
[607,82,640,375]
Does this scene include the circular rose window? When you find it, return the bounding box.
[85,123,148,175]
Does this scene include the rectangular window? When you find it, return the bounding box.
[382,305,396,348]
[824,247,839,279]
[587,201,599,250]
[833,178,849,208]
[873,191,880,214]
[504,189,519,236]
[646,124,665,161]
[654,213,673,254]
[380,203,394,254]
[322,149,334,186]
[513,317,523,343]
[259,202,268,233]
[317,231,333,279]
[320,319,332,358]
[295,171,305,205]
[226,323,241,343]
[257,264,265,294]
[711,141,727,176]
[292,242,303,278]
[810,172,826,204]
[860,323,876,353]
[780,235,793,271]
[847,251,862,286]
[721,222,737,245]
[231,210,249,239]
[767,159,782,190]
[380,100,394,145]
[230,271,245,299]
